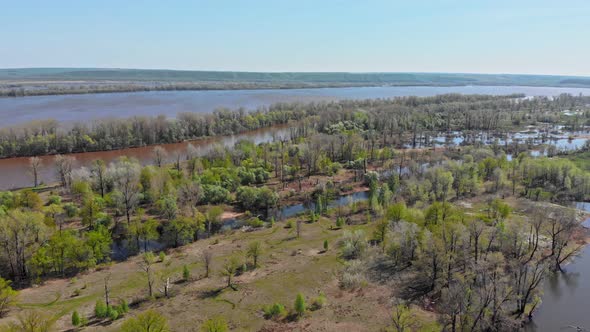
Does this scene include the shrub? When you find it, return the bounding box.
[340,260,368,290]
[246,217,264,228]
[94,300,108,319]
[71,311,81,326]
[47,195,62,205]
[120,300,129,314]
[262,303,287,320]
[335,217,344,228]
[311,292,327,310]
[108,306,119,320]
[120,309,169,332]
[285,220,294,229]
[183,265,190,281]
[63,203,78,218]
[159,252,166,262]
[323,240,329,251]
[201,316,228,332]
[294,293,306,318]
[340,230,367,260]
[0,277,19,316]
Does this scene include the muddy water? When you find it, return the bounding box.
[0,126,289,190]
[526,202,590,331]
[3,85,590,127]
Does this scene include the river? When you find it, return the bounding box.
[527,202,590,331]
[2,85,590,127]
[0,125,290,190]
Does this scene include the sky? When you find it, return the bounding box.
[1,0,589,76]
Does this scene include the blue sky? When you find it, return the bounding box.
[1,0,589,75]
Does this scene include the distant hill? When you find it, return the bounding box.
[2,68,590,87]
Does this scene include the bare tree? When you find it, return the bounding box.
[202,250,213,278]
[152,146,168,168]
[110,159,141,224]
[28,157,42,187]
[139,252,156,298]
[54,154,75,187]
[104,273,111,307]
[90,159,107,198]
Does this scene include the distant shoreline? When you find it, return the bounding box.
[3,68,590,97]
[4,81,590,98]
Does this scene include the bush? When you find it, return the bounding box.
[47,195,62,205]
[120,300,129,314]
[311,292,327,310]
[201,316,228,332]
[159,252,166,262]
[323,240,329,251]
[294,293,306,318]
[183,265,190,281]
[107,306,119,320]
[94,300,108,319]
[120,309,169,332]
[246,217,264,228]
[340,260,368,290]
[340,230,367,260]
[262,303,286,320]
[335,217,344,228]
[63,203,78,218]
[71,311,81,326]
[285,220,294,229]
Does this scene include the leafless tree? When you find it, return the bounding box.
[28,157,42,187]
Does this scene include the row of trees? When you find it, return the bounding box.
[4,93,590,159]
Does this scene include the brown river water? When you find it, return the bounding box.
[0,126,290,190]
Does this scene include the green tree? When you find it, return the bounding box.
[221,257,239,288]
[200,317,228,332]
[5,310,54,332]
[139,252,157,298]
[0,277,18,317]
[294,293,306,318]
[246,241,263,268]
[120,309,170,332]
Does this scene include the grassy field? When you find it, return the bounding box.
[1,208,396,331]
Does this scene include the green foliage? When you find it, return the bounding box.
[235,186,279,212]
[63,202,78,218]
[107,305,119,320]
[120,300,130,314]
[294,293,306,317]
[246,241,263,267]
[200,317,228,332]
[323,239,329,251]
[262,303,287,320]
[202,185,231,204]
[335,216,344,228]
[311,292,327,310]
[340,230,367,260]
[47,195,62,205]
[245,217,264,228]
[0,277,18,317]
[120,309,170,332]
[94,300,108,319]
[183,265,190,281]
[71,310,81,326]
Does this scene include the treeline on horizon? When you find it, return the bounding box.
[0,93,588,159]
[2,68,590,97]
